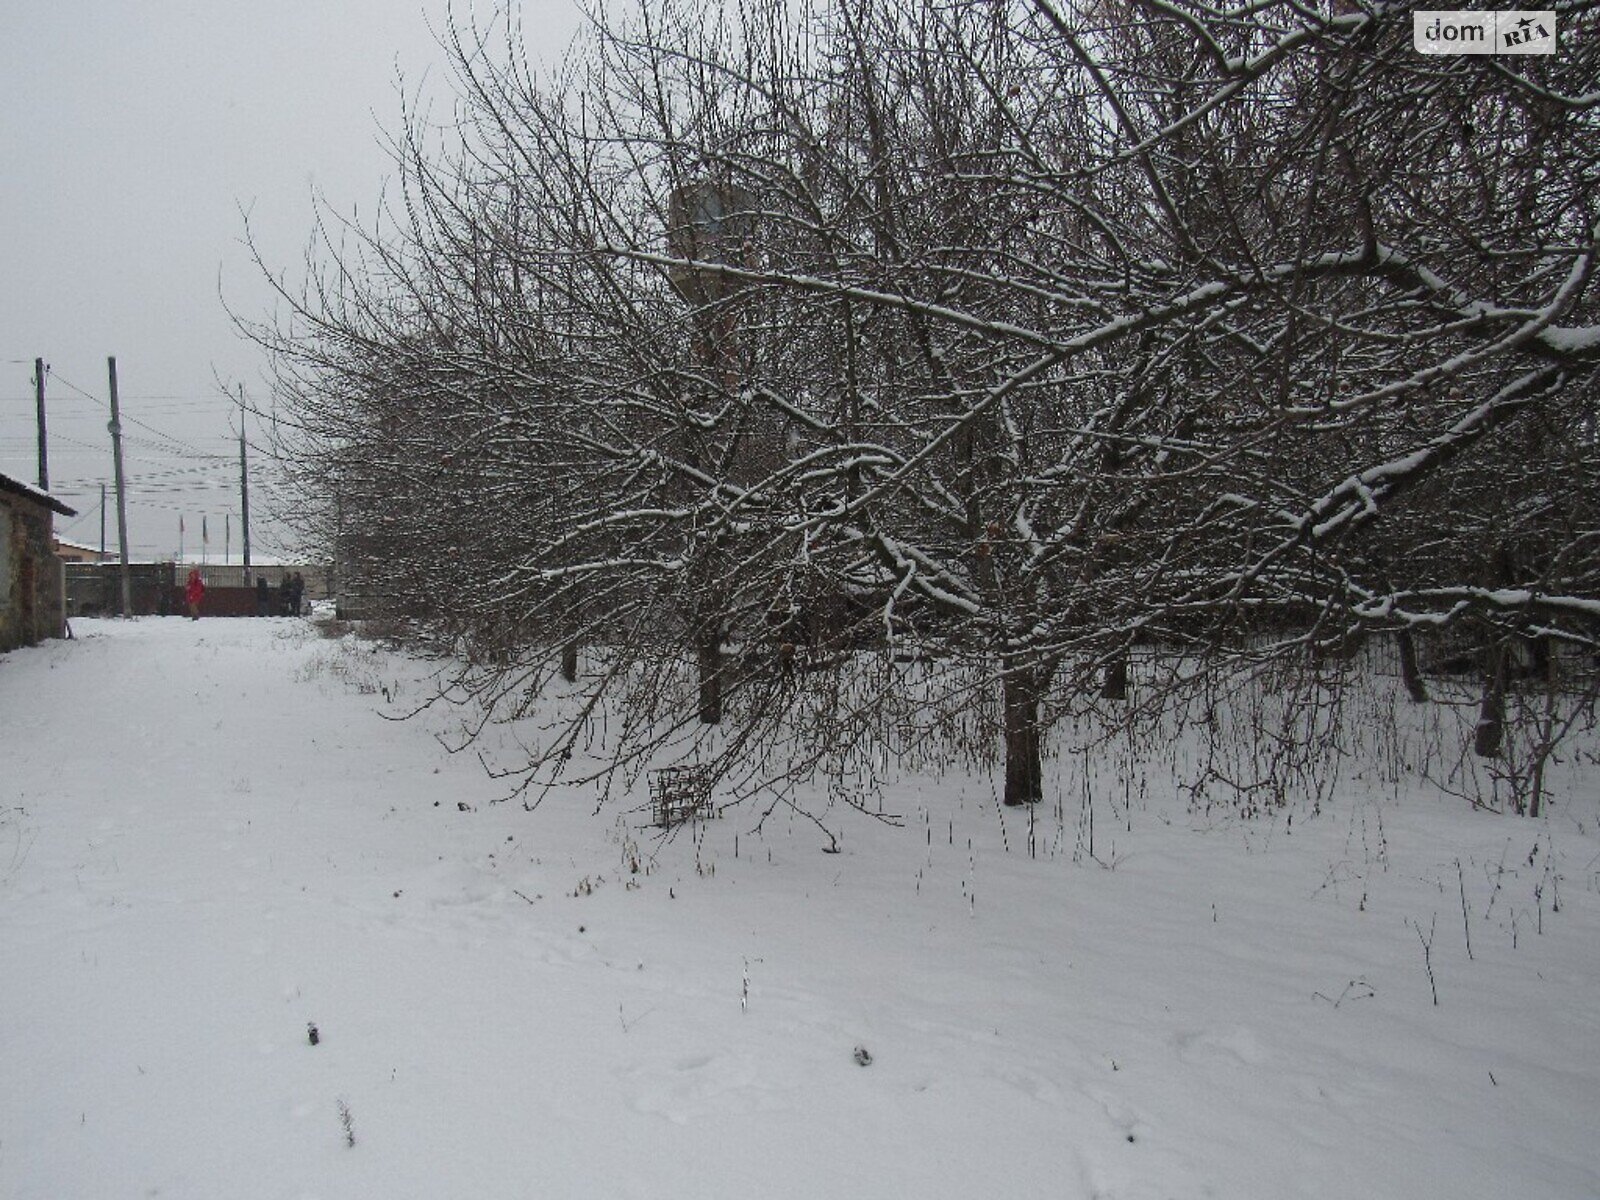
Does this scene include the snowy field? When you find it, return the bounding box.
[2,616,1598,1200]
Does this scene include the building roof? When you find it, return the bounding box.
[55,535,102,554]
[0,470,76,517]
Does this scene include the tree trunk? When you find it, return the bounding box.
[560,639,579,683]
[1529,634,1552,684]
[1473,642,1509,759]
[1100,654,1128,701]
[697,630,723,725]
[1002,665,1044,806]
[1397,629,1428,703]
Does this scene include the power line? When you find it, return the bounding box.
[0,432,101,454]
[56,491,105,536]
[44,369,231,462]
[118,433,229,462]
[39,369,103,409]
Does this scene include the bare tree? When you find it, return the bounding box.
[249,0,1600,820]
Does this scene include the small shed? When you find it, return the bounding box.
[0,471,76,652]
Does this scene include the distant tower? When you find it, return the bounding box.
[665,177,756,306]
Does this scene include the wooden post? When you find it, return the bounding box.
[239,386,252,572]
[107,357,133,617]
[34,358,49,491]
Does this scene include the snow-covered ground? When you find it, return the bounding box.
[3,617,1598,1199]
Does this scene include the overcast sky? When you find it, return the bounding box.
[0,1,579,560]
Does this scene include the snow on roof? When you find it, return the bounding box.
[0,470,76,517]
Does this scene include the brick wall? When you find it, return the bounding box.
[0,494,65,652]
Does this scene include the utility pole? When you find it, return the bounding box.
[108,357,133,617]
[239,385,252,573]
[34,358,49,491]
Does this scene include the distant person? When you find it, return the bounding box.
[184,568,205,621]
[255,574,270,617]
[291,571,306,617]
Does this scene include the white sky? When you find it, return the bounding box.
[0,1,579,560]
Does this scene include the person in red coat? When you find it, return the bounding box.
[184,568,205,621]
